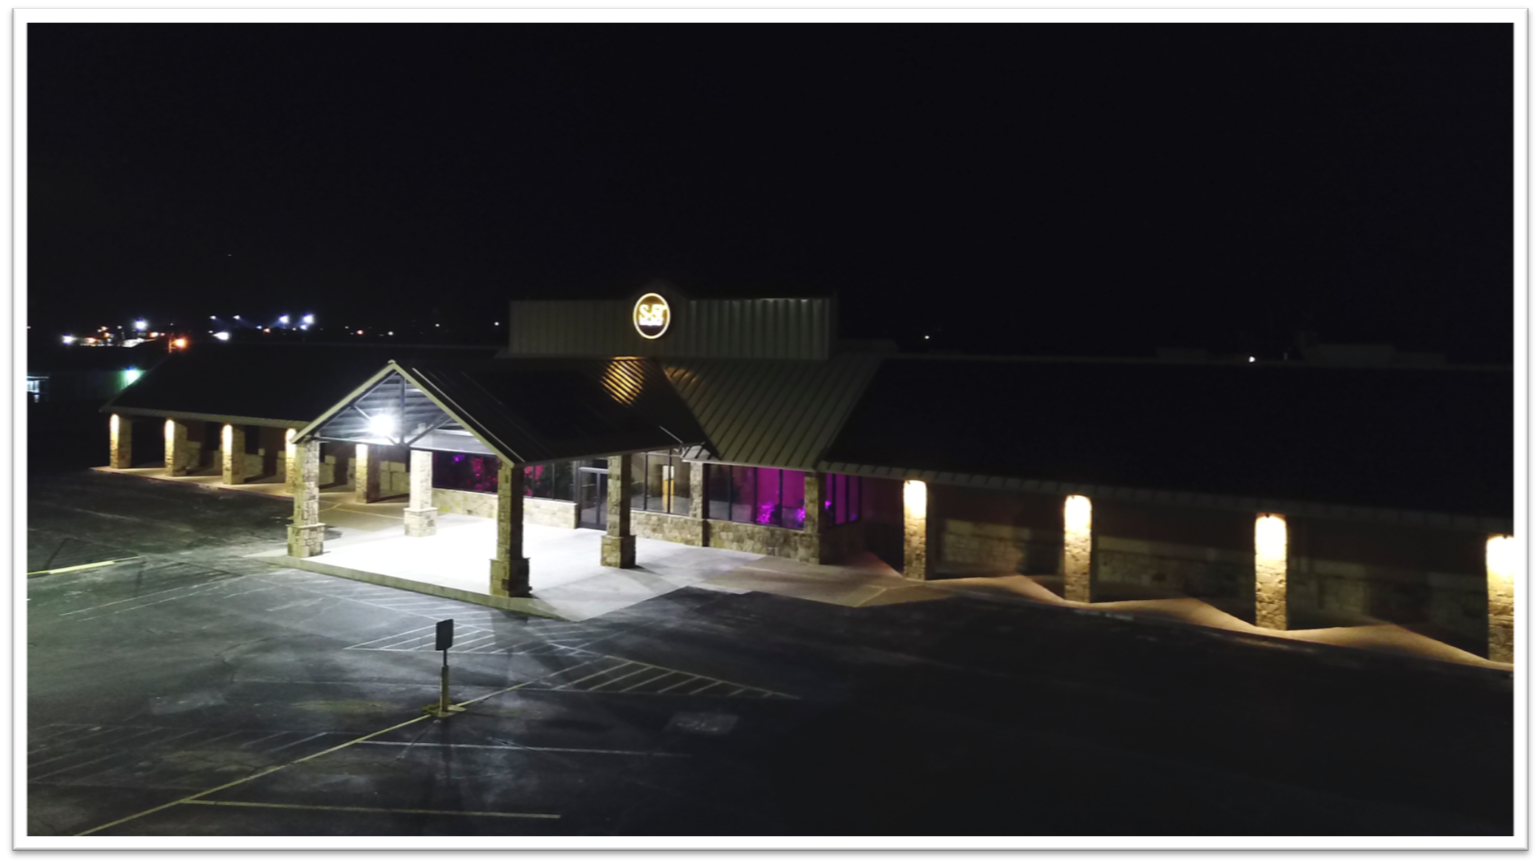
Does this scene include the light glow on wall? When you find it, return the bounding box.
[903,479,927,519]
[221,423,234,453]
[1255,514,1287,561]
[120,368,142,387]
[1064,495,1092,533]
[1488,534,1515,583]
[1254,513,1288,630]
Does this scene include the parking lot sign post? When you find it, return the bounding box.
[425,619,465,718]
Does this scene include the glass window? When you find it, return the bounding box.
[707,463,729,520]
[552,461,575,501]
[848,475,861,523]
[834,474,849,525]
[730,465,757,524]
[746,467,779,527]
[671,459,692,516]
[629,453,647,512]
[781,470,806,530]
[434,452,500,493]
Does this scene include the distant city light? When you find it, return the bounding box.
[278,315,290,325]
[133,319,147,331]
[388,331,394,336]
[356,330,364,336]
[210,315,217,320]
[924,335,930,340]
[435,323,440,328]
[300,324,309,331]
[302,314,314,325]
[61,335,75,345]
[1248,356,1256,363]
[213,332,231,341]
[495,321,500,326]
[172,338,188,349]
[233,315,241,320]
[263,328,271,333]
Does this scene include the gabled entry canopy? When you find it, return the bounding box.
[296,357,710,465]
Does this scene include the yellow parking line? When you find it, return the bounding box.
[73,662,591,836]
[27,557,140,577]
[186,800,558,820]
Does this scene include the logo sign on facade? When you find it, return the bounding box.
[633,292,672,340]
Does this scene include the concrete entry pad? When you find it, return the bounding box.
[278,514,763,621]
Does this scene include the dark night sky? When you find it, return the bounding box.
[27,24,1515,361]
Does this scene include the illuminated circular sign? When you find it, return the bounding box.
[633,292,671,340]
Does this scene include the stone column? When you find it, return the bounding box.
[601,454,636,567]
[283,429,298,492]
[164,419,190,476]
[403,449,438,537]
[805,471,829,563]
[1063,494,1093,602]
[354,444,381,503]
[221,424,246,485]
[1254,513,1288,630]
[109,414,133,469]
[902,479,935,581]
[1487,534,1514,663]
[684,461,710,547]
[286,438,325,557]
[490,460,532,597]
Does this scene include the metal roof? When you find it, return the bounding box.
[663,353,884,470]
[101,343,498,427]
[822,356,1514,522]
[300,357,708,465]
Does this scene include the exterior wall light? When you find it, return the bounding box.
[368,413,396,439]
[134,319,147,331]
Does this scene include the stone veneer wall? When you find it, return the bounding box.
[943,521,1062,575]
[631,509,705,546]
[1294,519,1486,650]
[429,488,578,529]
[706,519,821,562]
[936,487,1065,576]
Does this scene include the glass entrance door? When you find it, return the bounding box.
[578,468,608,530]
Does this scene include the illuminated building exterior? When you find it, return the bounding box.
[100,282,1515,659]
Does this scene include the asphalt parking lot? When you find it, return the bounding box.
[26,470,1516,837]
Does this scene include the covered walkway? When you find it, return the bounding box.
[277,514,761,621]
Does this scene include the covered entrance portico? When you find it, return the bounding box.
[286,357,714,600]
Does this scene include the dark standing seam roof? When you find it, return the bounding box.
[101,343,499,425]
[663,354,884,470]
[309,358,708,464]
[821,357,1514,520]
